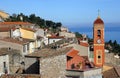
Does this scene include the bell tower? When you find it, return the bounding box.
[93,14,105,67]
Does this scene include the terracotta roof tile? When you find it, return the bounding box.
[0,27,17,32]
[0,27,11,32]
[67,55,85,70]
[48,36,64,39]
[77,38,89,47]
[80,42,89,47]
[0,22,32,25]
[67,49,79,57]
[0,22,33,28]
[94,17,104,24]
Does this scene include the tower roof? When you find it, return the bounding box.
[94,17,104,24]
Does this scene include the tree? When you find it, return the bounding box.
[29,14,36,23]
[6,13,63,32]
[46,20,55,28]
[56,22,62,27]
[108,40,112,44]
[75,32,82,38]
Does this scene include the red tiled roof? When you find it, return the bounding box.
[0,27,11,32]
[0,27,18,32]
[80,42,89,47]
[0,22,32,25]
[48,36,64,39]
[94,17,104,24]
[67,49,79,57]
[67,55,85,70]
[72,55,85,63]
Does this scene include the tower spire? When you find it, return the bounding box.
[98,9,100,18]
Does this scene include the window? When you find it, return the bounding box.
[53,40,55,43]
[23,45,27,53]
[67,56,72,61]
[3,62,7,74]
[98,55,101,59]
[27,43,29,51]
[71,64,75,69]
[97,30,101,37]
[3,62,6,68]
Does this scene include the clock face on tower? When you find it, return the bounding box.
[97,39,101,44]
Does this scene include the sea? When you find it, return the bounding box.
[68,25,120,44]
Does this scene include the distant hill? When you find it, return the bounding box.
[5,13,62,33]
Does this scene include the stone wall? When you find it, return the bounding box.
[0,40,23,54]
[66,68,102,78]
[0,52,22,75]
[83,68,102,78]
[9,53,22,74]
[105,53,120,65]
[0,55,9,75]
[1,74,40,78]
[40,54,66,78]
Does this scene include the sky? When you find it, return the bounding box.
[0,0,120,43]
[0,0,120,27]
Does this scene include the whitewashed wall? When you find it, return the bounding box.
[12,29,21,37]
[48,38,62,44]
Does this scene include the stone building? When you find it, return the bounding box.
[60,26,69,32]
[0,27,12,38]
[26,47,72,78]
[0,22,34,28]
[24,56,39,74]
[0,37,34,56]
[48,36,64,45]
[0,48,22,75]
[59,31,75,38]
[66,43,89,58]
[26,46,102,78]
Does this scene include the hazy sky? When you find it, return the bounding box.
[0,0,120,27]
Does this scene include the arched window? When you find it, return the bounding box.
[97,30,101,37]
